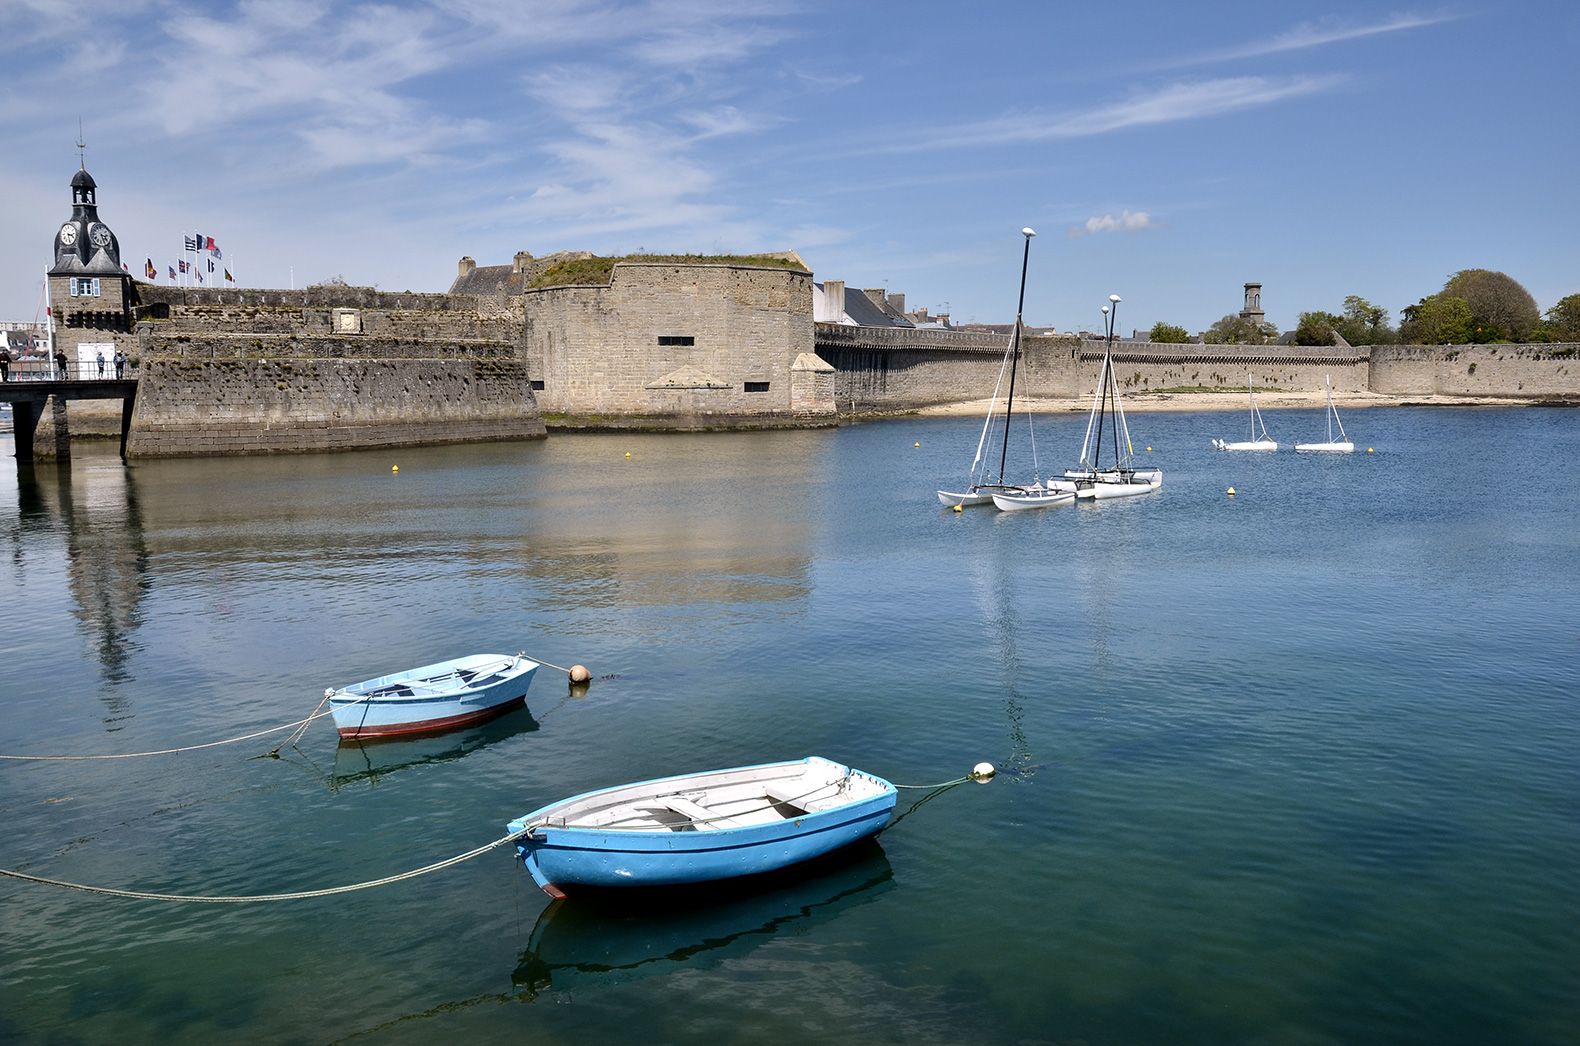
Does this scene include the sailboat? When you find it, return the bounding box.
[1294,375,1354,452]
[1213,374,1278,451]
[1005,293,1160,506]
[938,228,1071,509]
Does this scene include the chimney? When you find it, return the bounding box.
[863,288,887,305]
[887,292,905,315]
[824,280,845,319]
[459,256,476,277]
[512,251,534,274]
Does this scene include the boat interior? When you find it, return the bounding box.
[540,759,890,834]
[342,655,524,699]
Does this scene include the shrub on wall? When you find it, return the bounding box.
[1150,322,1191,343]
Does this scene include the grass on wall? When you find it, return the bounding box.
[527,254,808,289]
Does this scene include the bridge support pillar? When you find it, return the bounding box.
[119,395,135,461]
[11,401,40,466]
[31,396,71,463]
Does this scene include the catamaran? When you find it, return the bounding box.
[1214,375,1278,451]
[1013,293,1160,504]
[938,228,1065,508]
[1294,374,1354,452]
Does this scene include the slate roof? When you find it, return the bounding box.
[450,265,524,296]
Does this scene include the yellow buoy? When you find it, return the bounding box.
[953,504,963,513]
[391,465,398,472]
[1368,448,1374,453]
[1226,487,1236,496]
[914,442,920,448]
[1146,446,1152,452]
[625,452,631,458]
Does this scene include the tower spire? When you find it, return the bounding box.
[76,118,86,169]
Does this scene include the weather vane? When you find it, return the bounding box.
[76,118,86,169]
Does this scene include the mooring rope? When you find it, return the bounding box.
[0,652,575,762]
[893,775,974,789]
[0,828,531,903]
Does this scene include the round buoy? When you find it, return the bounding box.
[953,504,963,514]
[914,442,920,448]
[569,664,591,684]
[391,465,398,472]
[1368,448,1374,453]
[625,452,631,458]
[1226,487,1236,497]
[970,761,996,781]
[1146,446,1152,452]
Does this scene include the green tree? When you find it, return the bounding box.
[1203,314,1278,345]
[1294,311,1342,346]
[1337,295,1395,345]
[1400,295,1474,344]
[1150,321,1191,343]
[1541,293,1580,341]
[1441,269,1539,341]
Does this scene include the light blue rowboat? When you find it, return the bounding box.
[328,653,538,739]
[507,756,898,897]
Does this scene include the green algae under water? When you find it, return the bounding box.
[1,406,1577,1045]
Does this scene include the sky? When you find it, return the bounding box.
[2,0,1577,334]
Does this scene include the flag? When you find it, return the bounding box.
[206,237,218,253]
[145,258,157,279]
[123,262,130,272]
[169,265,177,281]
[208,259,215,273]
[179,259,187,273]
[194,232,204,250]
[212,245,223,260]
[184,235,198,251]
[195,269,204,284]
[224,268,234,283]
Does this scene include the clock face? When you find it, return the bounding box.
[59,223,77,246]
[88,224,112,248]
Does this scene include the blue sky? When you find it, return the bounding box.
[2,0,1576,334]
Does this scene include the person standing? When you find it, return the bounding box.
[96,350,106,378]
[0,347,11,382]
[55,348,69,379]
[114,350,126,379]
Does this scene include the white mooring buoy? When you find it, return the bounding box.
[970,761,996,781]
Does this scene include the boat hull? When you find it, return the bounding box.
[1214,439,1278,451]
[508,757,898,896]
[938,485,1034,507]
[992,488,1076,511]
[329,654,538,739]
[1077,469,1162,499]
[1294,441,1354,453]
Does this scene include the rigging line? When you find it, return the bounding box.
[892,775,972,790]
[0,829,531,903]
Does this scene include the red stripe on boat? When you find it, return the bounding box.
[540,882,569,900]
[335,696,525,739]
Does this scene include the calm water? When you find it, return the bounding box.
[1,407,1577,1045]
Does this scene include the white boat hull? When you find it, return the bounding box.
[992,488,1077,511]
[1294,441,1354,453]
[329,653,538,738]
[1214,439,1278,451]
[1076,469,1162,499]
[937,485,1033,507]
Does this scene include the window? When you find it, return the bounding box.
[657,335,694,346]
[70,278,102,297]
[744,381,770,393]
[530,380,545,390]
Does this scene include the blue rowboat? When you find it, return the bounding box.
[328,653,538,739]
[507,756,898,898]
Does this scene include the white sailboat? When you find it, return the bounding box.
[939,229,1068,508]
[1022,293,1160,503]
[1294,375,1354,453]
[1213,374,1278,451]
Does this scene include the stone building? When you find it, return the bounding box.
[48,166,142,376]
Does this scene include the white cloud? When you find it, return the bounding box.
[1068,210,1163,238]
[901,75,1341,151]
[1179,12,1462,65]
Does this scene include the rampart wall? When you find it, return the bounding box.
[125,358,545,458]
[1369,343,1580,398]
[523,263,829,428]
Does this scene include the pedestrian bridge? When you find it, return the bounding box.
[0,378,139,465]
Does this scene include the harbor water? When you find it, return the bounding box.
[1,406,1577,1045]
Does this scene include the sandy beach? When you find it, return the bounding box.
[910,389,1543,417]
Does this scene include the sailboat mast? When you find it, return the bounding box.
[998,228,1035,483]
[1106,300,1121,467]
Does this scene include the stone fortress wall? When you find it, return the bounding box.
[521,262,830,429]
[118,285,544,457]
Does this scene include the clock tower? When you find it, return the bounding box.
[48,163,139,366]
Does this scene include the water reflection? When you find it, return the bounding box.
[329,704,541,788]
[512,840,895,1000]
[12,458,149,695]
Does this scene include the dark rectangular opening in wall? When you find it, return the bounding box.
[744,381,770,393]
[658,335,695,346]
[530,380,545,390]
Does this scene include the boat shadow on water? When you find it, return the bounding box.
[511,838,895,1000]
[329,704,542,787]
